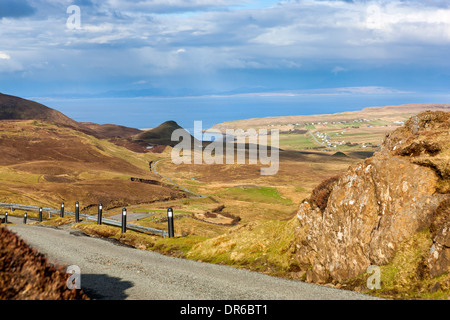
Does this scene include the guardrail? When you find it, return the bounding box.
[0,202,170,238]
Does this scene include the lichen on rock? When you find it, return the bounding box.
[293,111,450,286]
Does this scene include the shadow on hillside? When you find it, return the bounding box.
[81,274,133,300]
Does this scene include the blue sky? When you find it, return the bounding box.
[1,0,450,107]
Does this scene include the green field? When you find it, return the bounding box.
[279,133,317,150]
[218,186,292,205]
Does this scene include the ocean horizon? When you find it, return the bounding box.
[34,92,450,133]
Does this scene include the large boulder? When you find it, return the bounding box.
[293,111,450,284]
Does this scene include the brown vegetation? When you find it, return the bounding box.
[309,175,340,212]
[148,145,167,153]
[205,205,241,225]
[81,122,142,139]
[133,120,190,146]
[0,120,187,211]
[0,93,97,136]
[0,226,90,300]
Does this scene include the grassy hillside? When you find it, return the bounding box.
[81,122,143,139]
[0,93,94,135]
[133,120,192,146]
[3,96,445,301]
[0,120,187,212]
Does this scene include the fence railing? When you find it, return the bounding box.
[0,202,171,238]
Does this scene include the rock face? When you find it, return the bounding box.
[293,111,450,284]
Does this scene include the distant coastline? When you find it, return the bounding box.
[33,92,450,132]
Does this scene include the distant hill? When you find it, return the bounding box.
[0,93,150,152]
[133,120,197,147]
[81,122,143,139]
[332,151,348,158]
[0,93,94,135]
[211,103,450,130]
[0,118,187,210]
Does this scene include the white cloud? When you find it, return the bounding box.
[132,80,147,85]
[329,86,410,95]
[0,52,11,60]
[103,0,245,14]
[174,48,186,54]
[200,86,411,97]
[1,0,450,95]
[82,23,115,33]
[0,52,23,73]
[361,2,450,43]
[4,0,450,66]
[332,66,346,75]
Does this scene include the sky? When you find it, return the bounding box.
[1,0,450,127]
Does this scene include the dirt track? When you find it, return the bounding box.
[6,217,379,300]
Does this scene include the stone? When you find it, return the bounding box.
[293,111,450,283]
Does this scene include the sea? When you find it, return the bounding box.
[35,92,450,133]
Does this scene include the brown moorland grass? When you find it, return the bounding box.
[0,226,90,300]
[4,100,447,300]
[0,120,188,211]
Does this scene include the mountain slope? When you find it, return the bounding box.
[81,122,143,139]
[133,120,196,146]
[0,93,94,134]
[0,119,187,211]
[0,93,154,152]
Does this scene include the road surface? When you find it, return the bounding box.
[5,218,379,301]
[308,130,327,147]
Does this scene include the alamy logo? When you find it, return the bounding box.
[366,265,381,290]
[66,5,81,30]
[366,4,383,30]
[66,265,81,290]
[171,121,279,175]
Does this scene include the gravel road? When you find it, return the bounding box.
[6,218,378,300]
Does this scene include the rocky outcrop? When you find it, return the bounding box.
[427,199,450,278]
[293,111,450,284]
